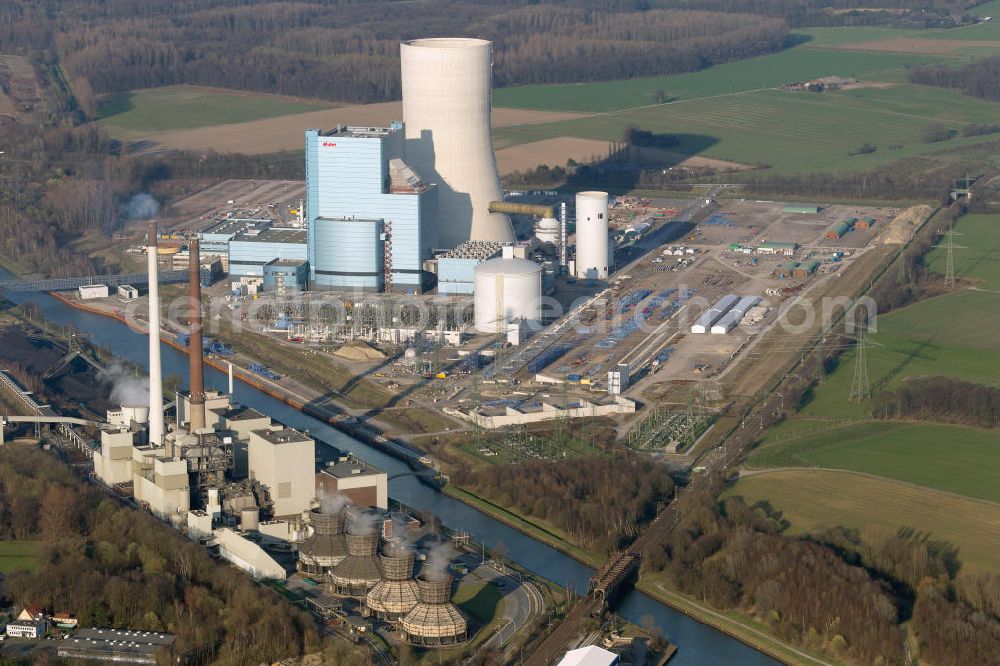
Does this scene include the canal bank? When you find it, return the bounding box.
[2,275,778,666]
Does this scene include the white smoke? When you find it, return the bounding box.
[426,538,456,579]
[319,490,351,516]
[121,193,160,220]
[98,362,150,407]
[347,508,380,536]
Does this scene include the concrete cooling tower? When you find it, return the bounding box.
[400,38,514,247]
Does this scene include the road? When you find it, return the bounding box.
[470,559,545,657]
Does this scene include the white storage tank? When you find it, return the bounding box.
[574,191,611,279]
[474,257,543,333]
[535,217,560,245]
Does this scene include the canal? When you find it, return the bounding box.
[3,275,776,665]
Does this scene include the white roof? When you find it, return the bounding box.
[557,645,619,666]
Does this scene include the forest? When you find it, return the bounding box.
[641,483,1000,665]
[450,455,675,552]
[654,0,985,27]
[870,376,1000,428]
[910,55,1000,103]
[0,1,789,104]
[0,448,366,665]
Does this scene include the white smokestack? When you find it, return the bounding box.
[400,38,514,247]
[147,224,164,445]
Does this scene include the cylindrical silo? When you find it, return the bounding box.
[400,38,514,247]
[574,191,611,279]
[474,258,542,333]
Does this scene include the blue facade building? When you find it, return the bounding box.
[305,124,437,293]
[228,228,308,278]
[263,259,309,294]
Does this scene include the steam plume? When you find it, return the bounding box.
[426,538,456,579]
[320,490,351,515]
[122,193,160,220]
[98,362,150,407]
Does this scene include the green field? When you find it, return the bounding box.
[97,85,333,133]
[0,540,41,573]
[802,214,1000,418]
[453,579,504,627]
[494,48,948,112]
[728,470,1000,575]
[748,420,1000,503]
[500,81,1000,173]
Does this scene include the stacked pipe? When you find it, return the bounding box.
[187,239,206,432]
[146,223,164,445]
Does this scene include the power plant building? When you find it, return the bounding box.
[317,457,388,510]
[248,425,316,518]
[473,254,543,333]
[305,124,437,293]
[228,227,307,278]
[435,241,504,295]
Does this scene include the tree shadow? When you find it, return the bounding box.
[96,91,135,120]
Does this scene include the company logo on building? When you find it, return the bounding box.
[321,142,337,148]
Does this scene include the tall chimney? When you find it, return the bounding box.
[188,239,206,431]
[146,223,164,445]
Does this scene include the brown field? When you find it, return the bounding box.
[0,54,41,119]
[495,136,613,173]
[130,101,589,155]
[834,37,1000,54]
[729,469,1000,575]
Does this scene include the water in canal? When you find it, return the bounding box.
[3,274,776,665]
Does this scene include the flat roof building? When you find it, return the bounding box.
[248,425,315,517]
[228,227,307,278]
[58,628,175,665]
[317,455,388,510]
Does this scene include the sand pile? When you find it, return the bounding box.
[881,205,934,244]
[333,340,386,361]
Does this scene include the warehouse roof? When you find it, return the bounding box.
[232,227,307,244]
[253,427,312,445]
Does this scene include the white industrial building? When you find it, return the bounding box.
[214,527,287,580]
[690,294,740,334]
[558,645,620,666]
[711,295,762,334]
[248,425,315,518]
[78,284,109,300]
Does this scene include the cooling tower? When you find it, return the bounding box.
[400,38,514,247]
[297,507,348,575]
[330,526,382,598]
[401,572,468,646]
[365,541,420,620]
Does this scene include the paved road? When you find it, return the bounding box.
[470,560,544,654]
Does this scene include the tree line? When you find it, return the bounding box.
[450,455,675,553]
[652,0,985,28]
[0,447,367,665]
[910,55,1000,102]
[0,0,788,104]
[870,376,1000,428]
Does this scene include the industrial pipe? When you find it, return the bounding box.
[187,239,206,432]
[488,201,555,219]
[146,223,164,446]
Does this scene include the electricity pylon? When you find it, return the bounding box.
[848,326,870,403]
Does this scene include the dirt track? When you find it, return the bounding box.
[131,101,589,156]
[833,37,1000,54]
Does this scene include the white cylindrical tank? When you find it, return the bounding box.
[474,258,542,333]
[574,191,611,279]
[400,38,514,247]
[535,217,560,245]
